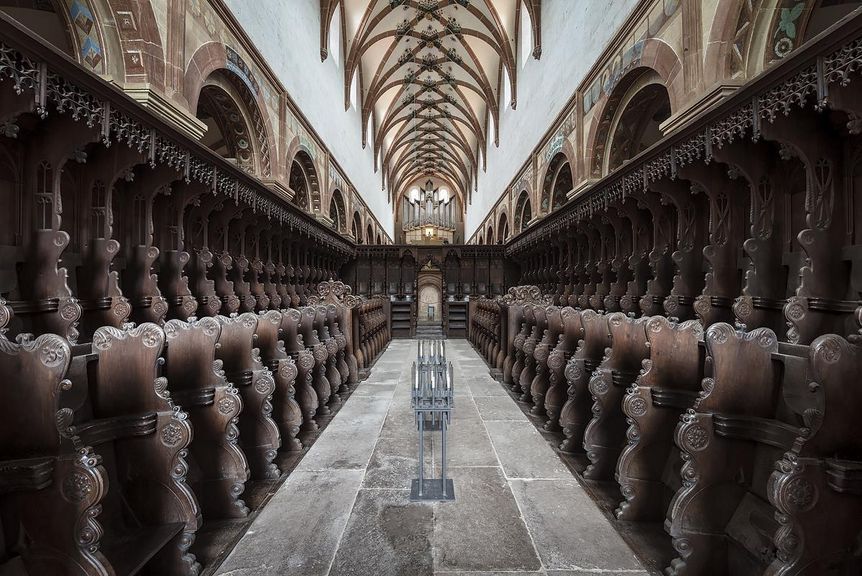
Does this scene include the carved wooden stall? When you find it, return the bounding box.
[348,245,514,338]
[465,12,862,575]
[0,16,376,576]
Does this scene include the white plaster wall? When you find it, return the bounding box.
[225,0,394,235]
[465,0,639,238]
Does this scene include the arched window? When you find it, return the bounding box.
[497,212,509,243]
[289,150,319,212]
[366,223,374,245]
[352,212,362,243]
[514,191,531,234]
[541,154,573,213]
[329,189,346,231]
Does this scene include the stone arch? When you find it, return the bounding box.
[351,211,362,243]
[376,232,382,245]
[540,152,574,214]
[185,43,276,177]
[514,190,532,234]
[328,188,346,231]
[486,223,495,245]
[192,70,274,178]
[497,211,510,242]
[365,223,374,245]
[289,148,320,212]
[587,66,672,179]
[478,232,485,245]
[604,71,671,174]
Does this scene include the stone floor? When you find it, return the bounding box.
[215,339,650,576]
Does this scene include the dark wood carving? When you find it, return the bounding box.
[163,317,250,518]
[215,313,280,480]
[559,310,611,453]
[583,312,650,480]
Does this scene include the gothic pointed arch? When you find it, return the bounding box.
[322,1,542,219]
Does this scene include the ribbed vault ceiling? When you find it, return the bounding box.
[320,0,541,208]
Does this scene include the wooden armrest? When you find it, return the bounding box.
[712,414,799,451]
[171,387,216,408]
[0,456,54,494]
[650,387,699,410]
[826,459,862,494]
[74,413,158,446]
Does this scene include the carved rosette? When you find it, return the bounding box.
[254,371,276,397]
[547,348,565,371]
[783,296,809,344]
[513,333,526,352]
[733,295,754,324]
[693,295,711,323]
[62,447,108,558]
[565,357,585,391]
[325,337,338,356]
[588,369,610,396]
[768,453,818,569]
[312,343,328,364]
[278,356,298,388]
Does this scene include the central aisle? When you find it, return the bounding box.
[215,339,648,576]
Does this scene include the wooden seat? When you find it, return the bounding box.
[314,305,342,403]
[325,304,350,394]
[545,306,584,432]
[215,313,280,480]
[583,312,651,480]
[298,306,332,416]
[510,304,535,395]
[530,305,562,418]
[69,323,201,576]
[665,323,812,576]
[255,310,303,453]
[559,310,611,453]
[615,316,704,521]
[0,331,111,576]
[764,331,862,575]
[163,317,250,519]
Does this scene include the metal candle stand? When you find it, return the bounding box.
[410,339,455,501]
